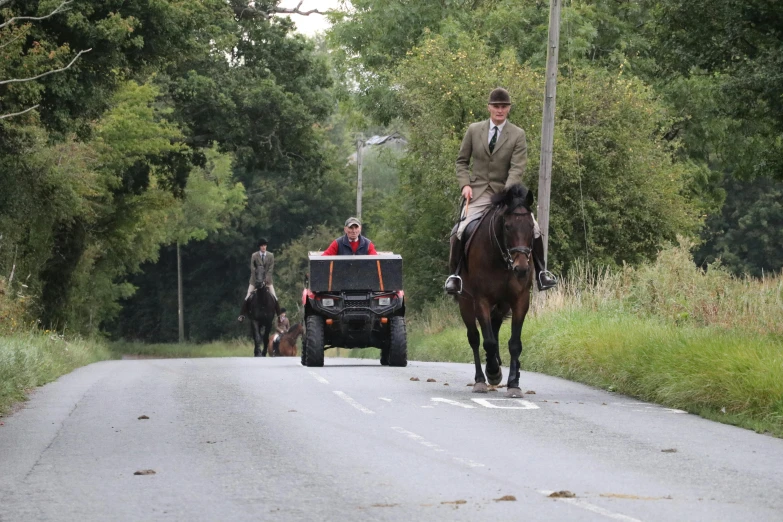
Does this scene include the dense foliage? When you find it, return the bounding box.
[2,0,781,341]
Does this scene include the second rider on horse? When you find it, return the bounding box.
[239,238,282,321]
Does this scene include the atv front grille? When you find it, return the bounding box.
[344,299,370,309]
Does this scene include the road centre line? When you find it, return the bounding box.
[333,391,375,414]
[391,427,446,452]
[472,398,539,409]
[539,490,644,522]
[391,427,486,468]
[379,397,392,402]
[308,371,330,385]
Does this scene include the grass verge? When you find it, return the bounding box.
[0,332,112,416]
[110,339,252,359]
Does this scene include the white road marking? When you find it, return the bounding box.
[660,408,687,414]
[471,398,540,409]
[391,427,486,468]
[431,398,476,409]
[392,427,447,452]
[309,371,329,385]
[452,457,485,468]
[539,490,644,522]
[333,391,375,414]
[421,405,435,408]
[379,397,392,402]
[613,402,687,414]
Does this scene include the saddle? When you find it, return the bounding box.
[451,208,493,261]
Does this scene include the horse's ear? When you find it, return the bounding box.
[525,188,535,209]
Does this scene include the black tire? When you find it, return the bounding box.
[380,347,390,366]
[305,315,325,367]
[388,316,407,367]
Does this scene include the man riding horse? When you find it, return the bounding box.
[239,238,281,321]
[444,87,557,294]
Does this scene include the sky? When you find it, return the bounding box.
[277,0,349,36]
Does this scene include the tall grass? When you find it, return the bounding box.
[0,331,112,415]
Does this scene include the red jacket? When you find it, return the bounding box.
[322,235,378,255]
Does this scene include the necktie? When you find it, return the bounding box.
[489,126,498,153]
[262,253,266,263]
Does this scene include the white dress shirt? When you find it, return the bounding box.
[488,120,507,145]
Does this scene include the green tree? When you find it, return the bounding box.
[383,33,702,303]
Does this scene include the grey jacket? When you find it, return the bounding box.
[249,250,274,286]
[456,119,527,201]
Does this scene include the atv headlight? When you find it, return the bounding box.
[378,297,391,306]
[321,298,334,307]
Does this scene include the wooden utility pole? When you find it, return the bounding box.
[177,242,185,343]
[356,137,364,220]
[537,0,562,263]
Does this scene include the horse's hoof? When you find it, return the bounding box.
[472,382,488,393]
[506,387,524,398]
[487,371,503,386]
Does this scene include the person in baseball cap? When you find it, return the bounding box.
[321,217,378,255]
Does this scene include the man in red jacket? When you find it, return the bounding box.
[322,216,378,255]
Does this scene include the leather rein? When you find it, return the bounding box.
[489,206,533,271]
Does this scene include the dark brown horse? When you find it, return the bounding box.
[244,284,277,357]
[267,322,304,357]
[455,184,535,397]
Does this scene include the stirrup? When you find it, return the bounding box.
[537,270,557,290]
[444,274,463,295]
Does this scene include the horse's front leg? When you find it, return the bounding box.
[260,323,270,357]
[459,298,485,392]
[506,292,531,397]
[252,321,262,357]
[491,305,508,368]
[476,300,502,387]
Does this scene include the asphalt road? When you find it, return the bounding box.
[1,357,782,521]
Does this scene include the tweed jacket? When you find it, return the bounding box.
[276,316,290,335]
[455,119,527,201]
[249,250,274,286]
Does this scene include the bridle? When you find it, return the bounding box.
[490,205,533,271]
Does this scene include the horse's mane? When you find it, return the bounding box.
[490,183,533,211]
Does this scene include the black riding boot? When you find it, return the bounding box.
[532,236,557,291]
[444,234,463,294]
[238,297,250,322]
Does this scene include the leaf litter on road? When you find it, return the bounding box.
[134,469,156,476]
